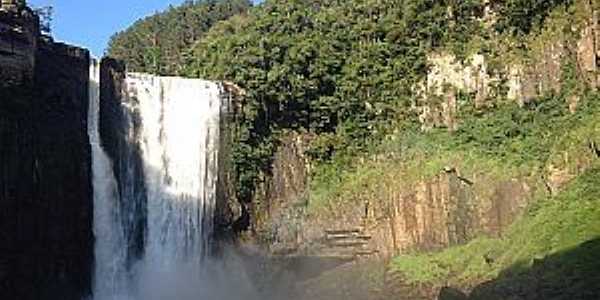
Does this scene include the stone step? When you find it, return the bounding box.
[326,234,354,240]
[354,249,379,256]
[324,228,362,235]
[325,233,372,240]
[326,240,369,248]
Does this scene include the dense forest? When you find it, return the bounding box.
[107,0,593,216]
[109,0,574,202]
[107,0,252,75]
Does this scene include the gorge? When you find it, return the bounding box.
[0,3,238,297]
[2,0,600,299]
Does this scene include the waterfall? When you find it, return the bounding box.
[89,60,130,299]
[89,63,223,299]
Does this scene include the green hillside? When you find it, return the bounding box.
[107,0,252,75]
[108,0,600,298]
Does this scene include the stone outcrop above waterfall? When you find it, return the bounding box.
[0,3,38,88]
[0,6,93,300]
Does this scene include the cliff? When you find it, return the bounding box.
[0,7,93,300]
[0,7,37,88]
[417,0,599,130]
[251,133,537,258]
[244,1,600,299]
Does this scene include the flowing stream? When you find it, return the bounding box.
[88,62,223,299]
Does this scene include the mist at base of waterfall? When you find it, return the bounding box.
[87,64,367,300]
[89,249,261,300]
[88,245,367,300]
[132,257,259,300]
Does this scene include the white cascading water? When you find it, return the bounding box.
[89,64,222,299]
[88,60,131,299]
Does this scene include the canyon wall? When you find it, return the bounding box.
[0,8,93,300]
[250,0,599,262]
[417,0,599,131]
[0,7,37,88]
[252,136,536,259]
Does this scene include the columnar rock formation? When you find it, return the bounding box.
[0,2,38,88]
[252,135,535,259]
[415,0,599,131]
[0,6,93,300]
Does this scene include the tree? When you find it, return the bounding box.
[35,6,53,34]
[107,0,252,75]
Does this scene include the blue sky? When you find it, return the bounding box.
[28,0,260,57]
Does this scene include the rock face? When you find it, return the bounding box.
[366,173,532,257]
[416,54,488,131]
[0,9,93,300]
[0,8,38,88]
[214,82,240,239]
[252,133,311,254]
[415,0,599,131]
[251,133,534,259]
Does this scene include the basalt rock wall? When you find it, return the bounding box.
[0,10,93,300]
[252,136,535,259]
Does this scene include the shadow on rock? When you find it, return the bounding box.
[438,287,468,300]
[464,238,600,300]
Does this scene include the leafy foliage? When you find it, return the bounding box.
[107,0,252,75]
[186,0,491,201]
[34,6,53,34]
[494,0,573,35]
[109,0,584,206]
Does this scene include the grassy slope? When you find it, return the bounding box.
[390,166,600,288]
[306,0,595,216]
[308,91,600,217]
[385,2,600,289]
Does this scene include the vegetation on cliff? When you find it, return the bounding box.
[183,0,590,205]
[108,0,599,297]
[391,166,600,298]
[107,0,252,75]
[310,89,600,215]
[108,0,588,206]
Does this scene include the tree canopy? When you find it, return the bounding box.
[107,0,252,75]
[108,0,578,203]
